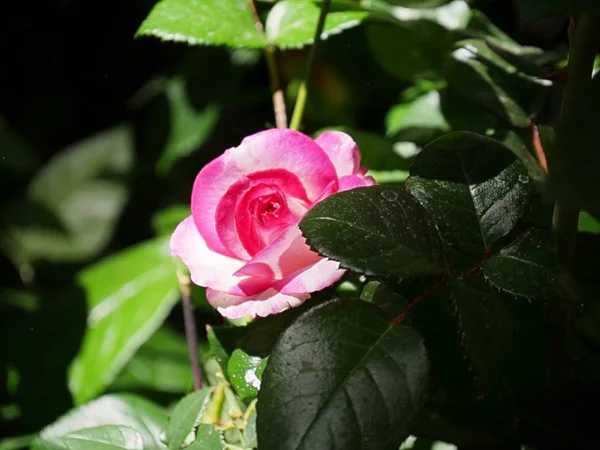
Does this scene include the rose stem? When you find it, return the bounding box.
[247,0,287,129]
[177,266,203,390]
[552,12,599,271]
[289,0,332,131]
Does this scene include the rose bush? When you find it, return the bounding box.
[170,128,375,318]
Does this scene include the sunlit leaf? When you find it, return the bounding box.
[69,238,179,404]
[265,0,368,49]
[137,0,267,48]
[32,395,166,450]
[167,388,214,450]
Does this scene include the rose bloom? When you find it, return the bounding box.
[170,129,375,319]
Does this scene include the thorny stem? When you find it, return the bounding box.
[247,0,287,128]
[177,267,203,390]
[392,278,448,326]
[531,122,548,173]
[552,12,600,271]
[289,0,332,130]
[391,251,492,326]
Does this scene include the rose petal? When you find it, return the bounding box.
[338,174,377,191]
[276,258,345,295]
[192,129,338,257]
[207,288,308,319]
[170,216,272,296]
[315,131,362,178]
[215,169,309,259]
[235,226,320,280]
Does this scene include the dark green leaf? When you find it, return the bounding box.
[265,0,368,49]
[451,277,513,393]
[32,394,167,450]
[483,229,561,298]
[136,0,267,48]
[301,185,446,277]
[186,425,225,450]
[156,77,220,175]
[257,299,429,450]
[69,238,179,404]
[1,125,133,263]
[227,350,266,401]
[167,388,214,450]
[406,131,532,255]
[444,39,550,127]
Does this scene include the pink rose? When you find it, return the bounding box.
[170,129,375,319]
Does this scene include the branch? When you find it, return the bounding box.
[177,267,203,390]
[247,0,287,128]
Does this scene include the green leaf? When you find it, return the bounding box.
[466,10,545,58]
[59,426,144,450]
[112,327,203,394]
[186,425,225,450]
[444,39,550,127]
[483,229,561,299]
[579,211,600,234]
[406,131,532,255]
[257,299,429,450]
[265,0,368,49]
[498,130,546,182]
[244,407,258,448]
[69,238,180,404]
[32,394,167,450]
[152,205,190,236]
[365,21,452,82]
[1,125,133,263]
[227,350,266,401]
[0,434,36,450]
[156,77,220,175]
[386,90,450,141]
[136,0,267,48]
[167,388,214,450]
[451,277,513,393]
[364,0,470,29]
[301,186,446,277]
[367,169,410,185]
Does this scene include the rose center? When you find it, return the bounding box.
[251,191,288,228]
